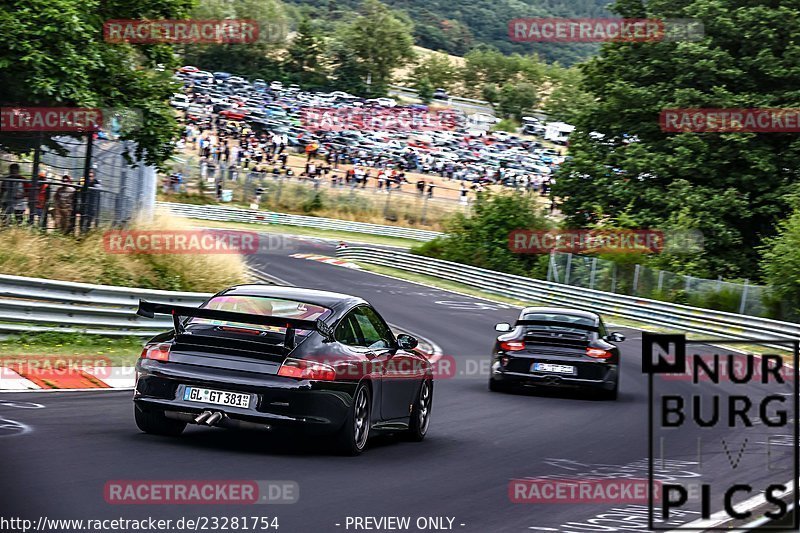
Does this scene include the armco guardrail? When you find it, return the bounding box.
[158,202,441,242]
[0,267,285,336]
[337,247,800,350]
[0,269,435,344]
[0,274,210,336]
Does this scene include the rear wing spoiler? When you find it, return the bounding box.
[137,299,334,349]
[515,319,597,331]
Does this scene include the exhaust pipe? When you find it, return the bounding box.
[194,411,213,424]
[206,412,224,426]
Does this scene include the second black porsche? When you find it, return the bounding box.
[488,307,625,400]
[133,285,433,455]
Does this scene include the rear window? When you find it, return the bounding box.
[187,295,331,332]
[519,313,597,335]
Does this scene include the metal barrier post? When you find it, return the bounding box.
[79,134,94,234]
[549,252,560,283]
[29,138,42,226]
[611,263,617,293]
[740,280,750,315]
[564,253,572,285]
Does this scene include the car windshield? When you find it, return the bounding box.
[518,313,597,336]
[187,295,332,333]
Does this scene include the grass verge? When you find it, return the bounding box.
[0,332,145,365]
[0,213,248,292]
[183,217,422,249]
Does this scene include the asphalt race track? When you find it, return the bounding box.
[0,236,794,532]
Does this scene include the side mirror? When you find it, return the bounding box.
[605,332,625,343]
[396,334,418,350]
[495,323,512,333]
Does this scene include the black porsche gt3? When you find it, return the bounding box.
[133,285,433,455]
[488,307,625,400]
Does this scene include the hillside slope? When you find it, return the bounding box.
[286,0,614,64]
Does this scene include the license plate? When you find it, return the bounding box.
[183,387,250,408]
[532,363,576,375]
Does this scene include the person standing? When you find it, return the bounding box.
[53,175,75,234]
[29,170,49,224]
[305,141,316,162]
[79,170,102,232]
[270,132,279,156]
[12,173,28,224]
[1,163,22,223]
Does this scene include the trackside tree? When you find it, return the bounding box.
[0,0,190,168]
[554,0,800,280]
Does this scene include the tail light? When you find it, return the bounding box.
[499,341,525,352]
[278,358,336,381]
[586,347,613,359]
[141,343,171,361]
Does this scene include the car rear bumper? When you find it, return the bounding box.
[490,360,618,391]
[134,360,359,435]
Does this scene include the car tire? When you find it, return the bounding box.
[334,383,371,456]
[489,378,511,393]
[407,379,433,442]
[134,406,186,436]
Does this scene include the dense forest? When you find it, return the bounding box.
[285,0,613,64]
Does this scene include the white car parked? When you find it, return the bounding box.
[366,97,397,108]
[469,112,501,124]
[169,94,190,110]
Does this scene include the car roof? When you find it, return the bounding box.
[217,284,367,311]
[519,307,600,322]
